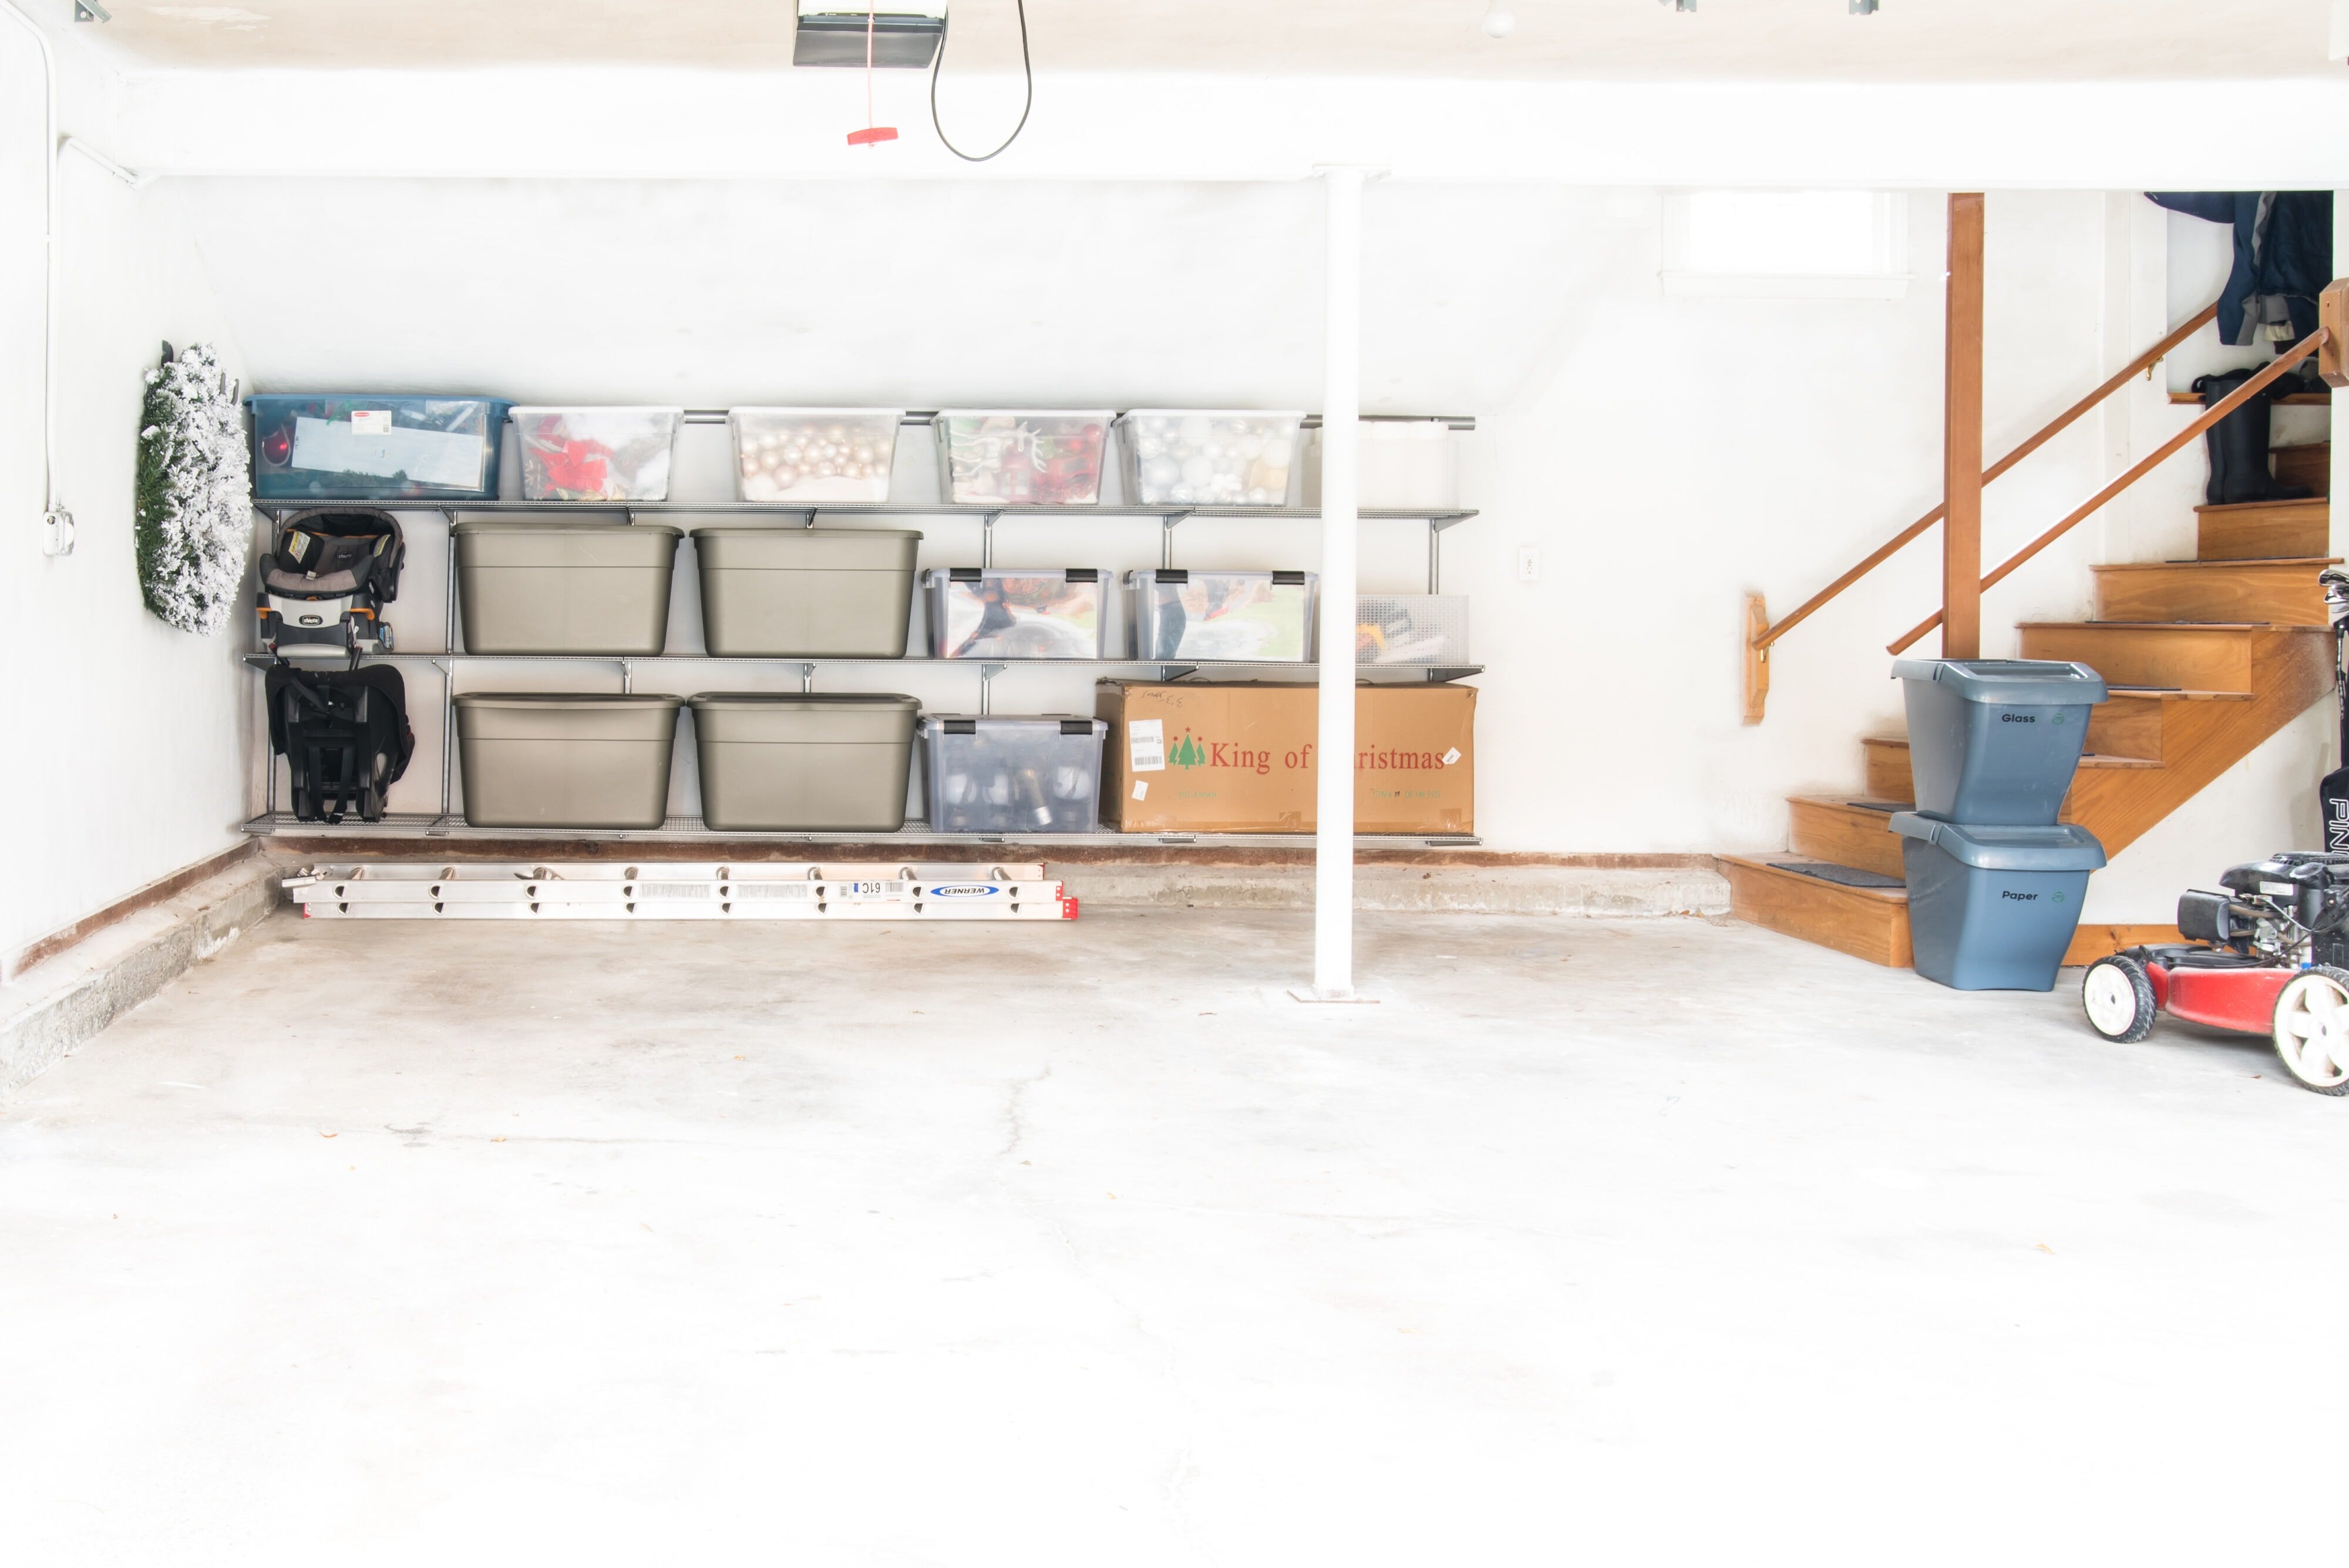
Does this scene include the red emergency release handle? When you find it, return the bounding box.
[847,1,897,149]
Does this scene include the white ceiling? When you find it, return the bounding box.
[56,0,2348,81]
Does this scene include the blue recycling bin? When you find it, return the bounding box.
[1892,813,2108,991]
[1892,659,2107,826]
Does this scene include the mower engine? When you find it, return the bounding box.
[2197,851,2349,967]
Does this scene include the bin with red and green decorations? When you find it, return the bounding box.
[931,409,1110,506]
[511,406,682,502]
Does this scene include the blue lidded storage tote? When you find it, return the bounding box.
[1891,658,2106,826]
[1891,813,2107,992]
[249,395,512,501]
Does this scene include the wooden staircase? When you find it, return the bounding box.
[1724,442,2336,969]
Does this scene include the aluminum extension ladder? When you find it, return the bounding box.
[285,862,1076,921]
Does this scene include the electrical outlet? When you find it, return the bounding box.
[1513,546,1540,583]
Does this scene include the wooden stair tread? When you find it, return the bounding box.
[1720,853,1906,900]
[2193,496,2329,516]
[2014,619,2277,630]
[1719,854,1913,969]
[2091,556,2341,572]
[1867,688,2257,705]
[2091,687,2256,701]
[2169,391,2329,406]
[1822,751,2159,769]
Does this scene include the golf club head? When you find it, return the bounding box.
[2323,569,2349,626]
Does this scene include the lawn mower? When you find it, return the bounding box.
[2081,853,2349,1092]
[2081,571,2349,1093]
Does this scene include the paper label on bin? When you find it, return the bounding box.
[291,416,482,488]
[1441,748,1461,765]
[1132,780,1149,802]
[349,409,392,435]
[1129,719,1165,772]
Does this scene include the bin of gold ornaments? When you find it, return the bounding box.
[728,408,904,503]
[1116,410,1303,507]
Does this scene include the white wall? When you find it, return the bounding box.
[160,176,2288,919]
[0,23,253,965]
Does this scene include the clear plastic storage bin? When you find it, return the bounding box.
[249,395,510,502]
[1126,569,1316,662]
[729,408,904,503]
[1355,594,1470,664]
[918,715,1107,833]
[923,567,1109,659]
[933,410,1111,506]
[1117,410,1303,506]
[511,406,682,502]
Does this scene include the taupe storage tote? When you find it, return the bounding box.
[689,527,921,658]
[689,693,920,832]
[454,521,682,655]
[455,694,682,829]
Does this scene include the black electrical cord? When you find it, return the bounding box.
[930,0,1032,163]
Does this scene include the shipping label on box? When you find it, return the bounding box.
[1096,682,1474,834]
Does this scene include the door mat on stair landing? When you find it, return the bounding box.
[1769,862,1907,890]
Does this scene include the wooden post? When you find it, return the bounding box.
[1941,193,1986,661]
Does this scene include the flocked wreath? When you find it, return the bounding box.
[134,342,250,635]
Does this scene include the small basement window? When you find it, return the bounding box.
[1661,190,1910,300]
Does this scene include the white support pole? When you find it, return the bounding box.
[1310,166,1365,1000]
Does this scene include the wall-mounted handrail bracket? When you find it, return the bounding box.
[1741,593,1769,726]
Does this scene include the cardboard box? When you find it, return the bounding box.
[1097,681,1474,834]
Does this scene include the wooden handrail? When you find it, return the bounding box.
[1886,325,2331,655]
[1752,301,2219,654]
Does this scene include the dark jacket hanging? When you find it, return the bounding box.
[2146,190,2335,345]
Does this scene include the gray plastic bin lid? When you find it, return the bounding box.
[917,714,1105,733]
[688,693,920,712]
[453,520,683,536]
[454,693,684,709]
[1889,658,2107,705]
[1889,812,2108,871]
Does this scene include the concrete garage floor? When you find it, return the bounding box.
[4,907,2347,1566]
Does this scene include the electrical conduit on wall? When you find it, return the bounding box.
[0,0,69,554]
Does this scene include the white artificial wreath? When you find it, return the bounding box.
[135,343,250,635]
